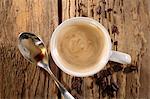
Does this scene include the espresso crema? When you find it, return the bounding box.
[57,23,105,71]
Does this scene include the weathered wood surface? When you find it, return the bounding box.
[62,0,150,99]
[0,0,59,98]
[0,0,150,99]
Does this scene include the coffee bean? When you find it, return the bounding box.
[112,65,123,72]
[111,83,119,91]
[123,65,138,73]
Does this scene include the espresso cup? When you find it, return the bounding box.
[50,17,131,77]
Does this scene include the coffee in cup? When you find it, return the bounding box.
[57,22,105,72]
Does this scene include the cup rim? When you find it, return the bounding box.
[50,17,111,77]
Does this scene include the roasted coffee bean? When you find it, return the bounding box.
[71,77,83,94]
[102,82,119,97]
[112,65,123,72]
[107,68,113,75]
[123,65,138,73]
[102,85,114,97]
[100,78,107,90]
[95,78,101,85]
[111,83,119,91]
[94,74,98,78]
[102,89,107,97]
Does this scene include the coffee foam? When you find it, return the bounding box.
[56,23,105,72]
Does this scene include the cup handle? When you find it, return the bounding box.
[109,50,131,64]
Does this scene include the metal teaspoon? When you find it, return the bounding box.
[18,32,74,99]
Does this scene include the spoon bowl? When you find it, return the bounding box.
[18,32,49,68]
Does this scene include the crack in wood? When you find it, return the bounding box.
[68,0,71,18]
[34,69,41,97]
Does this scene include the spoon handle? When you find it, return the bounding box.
[46,67,75,99]
[63,91,75,99]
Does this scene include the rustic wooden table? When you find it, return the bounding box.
[0,0,150,99]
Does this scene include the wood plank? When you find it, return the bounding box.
[139,0,150,95]
[124,0,150,99]
[61,0,150,99]
[0,0,59,98]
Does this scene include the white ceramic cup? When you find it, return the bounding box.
[50,17,131,77]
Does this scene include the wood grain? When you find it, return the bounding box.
[62,0,150,99]
[0,0,59,98]
[0,0,150,99]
